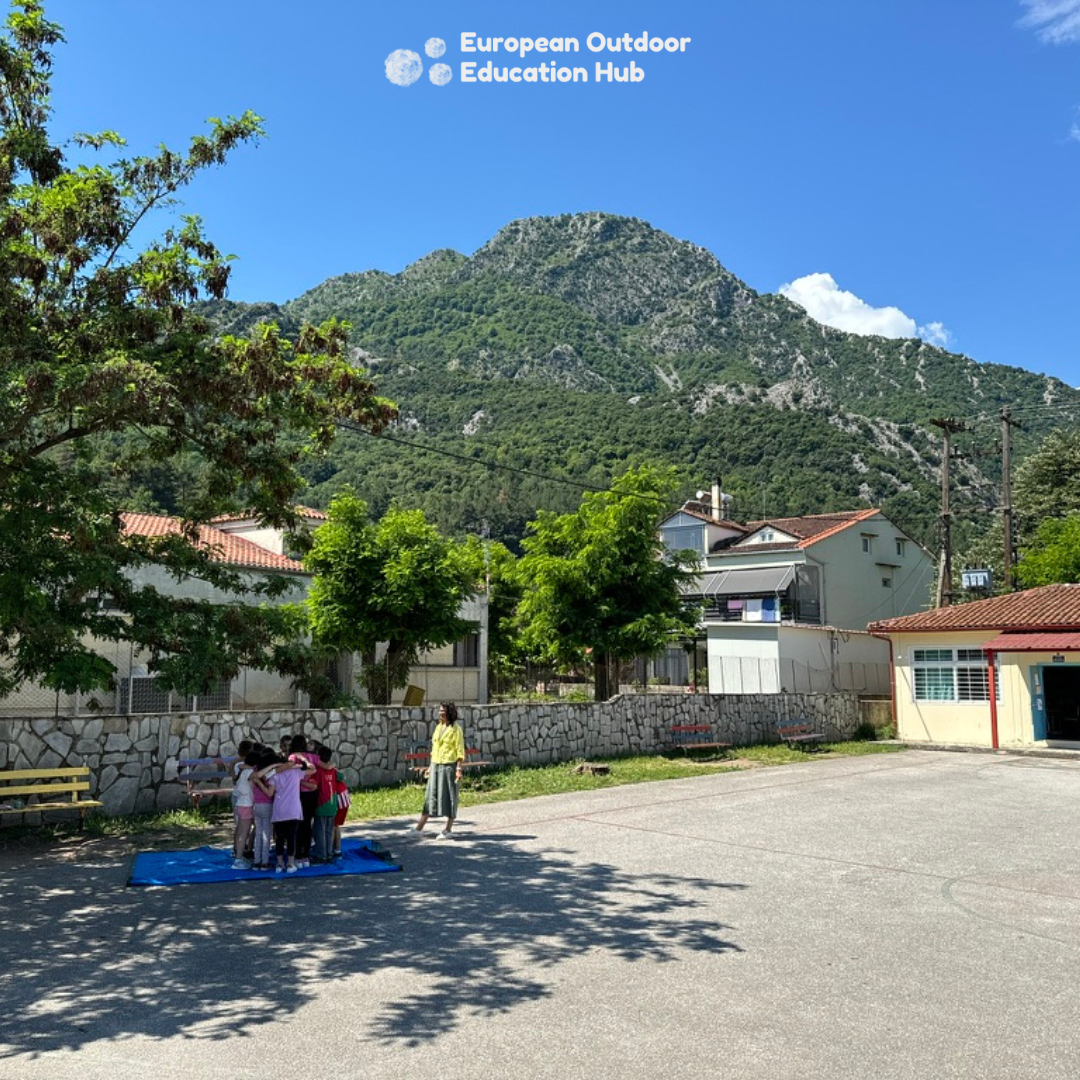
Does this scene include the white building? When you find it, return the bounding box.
[660,497,935,694]
[2,510,485,716]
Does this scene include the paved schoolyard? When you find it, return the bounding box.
[2,749,1079,1079]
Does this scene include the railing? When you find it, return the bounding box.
[699,596,821,624]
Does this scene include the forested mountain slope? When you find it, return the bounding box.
[191,213,1080,550]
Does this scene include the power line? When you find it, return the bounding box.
[333,420,682,511]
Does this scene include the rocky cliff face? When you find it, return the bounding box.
[195,213,1080,549]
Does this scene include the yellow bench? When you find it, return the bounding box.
[0,767,103,827]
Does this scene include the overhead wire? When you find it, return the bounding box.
[333,419,683,512]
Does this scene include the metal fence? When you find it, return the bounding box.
[708,657,890,695]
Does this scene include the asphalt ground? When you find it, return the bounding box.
[2,749,1079,1079]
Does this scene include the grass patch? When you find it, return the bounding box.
[346,740,904,823]
[1,740,905,850]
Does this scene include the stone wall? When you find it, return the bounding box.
[0,691,863,816]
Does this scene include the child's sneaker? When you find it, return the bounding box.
[275,864,284,873]
[286,863,298,874]
[231,858,250,870]
[434,829,453,841]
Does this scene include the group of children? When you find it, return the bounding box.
[229,734,351,874]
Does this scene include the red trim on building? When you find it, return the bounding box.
[987,649,999,749]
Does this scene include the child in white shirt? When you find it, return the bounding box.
[231,751,258,869]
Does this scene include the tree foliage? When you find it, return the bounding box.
[0,2,395,697]
[1014,429,1080,525]
[1017,515,1080,588]
[516,465,699,701]
[305,492,479,704]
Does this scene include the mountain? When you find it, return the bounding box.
[194,213,1080,551]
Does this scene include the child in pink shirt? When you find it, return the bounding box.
[255,754,314,874]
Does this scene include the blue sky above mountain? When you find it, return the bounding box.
[44,1,1080,386]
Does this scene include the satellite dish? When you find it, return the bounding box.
[695,490,706,500]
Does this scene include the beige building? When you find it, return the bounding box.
[869,584,1080,748]
[2,510,484,716]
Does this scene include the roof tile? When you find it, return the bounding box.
[711,509,881,557]
[869,584,1080,633]
[120,513,306,574]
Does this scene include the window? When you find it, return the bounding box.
[912,648,999,702]
[882,577,892,588]
[453,633,480,668]
[895,538,906,557]
[661,524,703,555]
[862,536,873,554]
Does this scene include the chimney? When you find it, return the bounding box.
[711,478,722,523]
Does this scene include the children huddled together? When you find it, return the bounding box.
[229,734,351,874]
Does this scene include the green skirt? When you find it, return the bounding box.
[423,762,459,819]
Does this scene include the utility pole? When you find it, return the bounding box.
[1001,407,1019,592]
[931,418,967,607]
[478,520,491,705]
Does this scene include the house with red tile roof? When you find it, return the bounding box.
[869,584,1080,748]
[3,510,486,717]
[121,513,310,575]
[209,507,328,557]
[658,498,935,694]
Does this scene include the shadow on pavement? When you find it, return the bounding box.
[0,827,745,1055]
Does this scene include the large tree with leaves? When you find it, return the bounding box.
[1017,515,1080,588]
[306,492,480,704]
[516,465,699,701]
[0,2,395,698]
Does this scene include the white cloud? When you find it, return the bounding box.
[779,273,951,346]
[1070,108,1080,141]
[917,321,952,348]
[1019,0,1080,44]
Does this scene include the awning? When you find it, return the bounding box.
[688,566,795,597]
[983,632,1080,651]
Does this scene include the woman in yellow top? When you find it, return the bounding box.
[407,701,465,839]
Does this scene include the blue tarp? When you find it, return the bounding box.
[128,836,401,887]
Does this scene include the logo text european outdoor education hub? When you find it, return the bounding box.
[384,32,692,88]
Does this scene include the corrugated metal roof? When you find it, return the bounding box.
[687,566,795,596]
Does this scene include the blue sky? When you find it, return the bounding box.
[42,0,1080,385]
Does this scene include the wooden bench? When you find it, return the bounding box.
[668,724,731,756]
[777,720,826,750]
[0,767,102,828]
[404,746,494,776]
[176,756,234,808]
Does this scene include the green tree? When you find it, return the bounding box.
[0,2,395,698]
[306,492,479,704]
[1014,429,1080,524]
[516,465,699,701]
[1016,515,1080,587]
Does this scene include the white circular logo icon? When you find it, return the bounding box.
[385,49,422,87]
